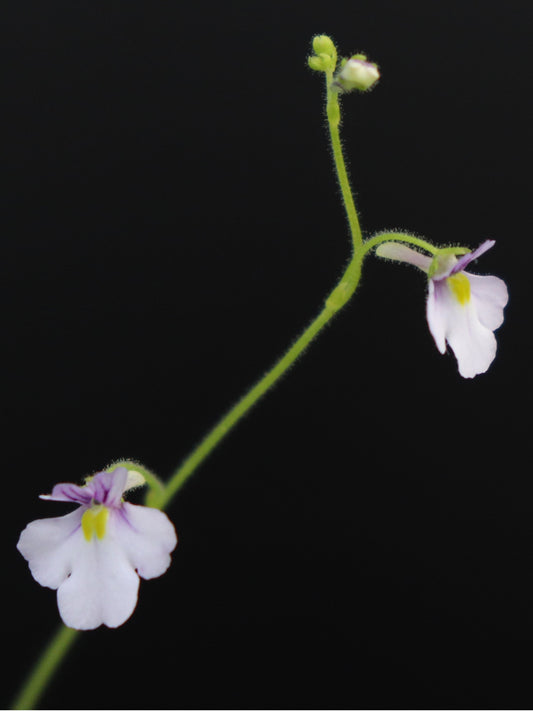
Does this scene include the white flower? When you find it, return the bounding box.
[334,56,380,92]
[17,467,178,630]
[375,240,509,378]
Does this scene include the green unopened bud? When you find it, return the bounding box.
[312,35,336,59]
[308,55,327,72]
[308,34,337,73]
[333,56,380,92]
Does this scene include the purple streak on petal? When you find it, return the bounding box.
[451,240,495,274]
[104,467,129,506]
[426,278,448,353]
[115,504,138,532]
[87,473,109,505]
[350,59,378,72]
[40,483,92,505]
[85,468,129,507]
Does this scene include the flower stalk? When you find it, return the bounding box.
[11,625,78,711]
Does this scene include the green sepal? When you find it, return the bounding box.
[106,458,166,508]
[427,247,472,279]
[435,246,471,256]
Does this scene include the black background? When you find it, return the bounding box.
[2,0,531,708]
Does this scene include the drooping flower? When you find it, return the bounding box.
[17,467,177,630]
[333,55,380,92]
[375,239,509,378]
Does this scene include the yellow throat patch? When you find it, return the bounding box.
[447,272,471,305]
[82,505,109,541]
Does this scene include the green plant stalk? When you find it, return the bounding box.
[11,625,78,710]
[157,78,447,511]
[12,56,443,711]
[111,459,166,507]
[325,70,363,252]
[157,305,334,510]
[158,72,365,510]
[362,232,440,255]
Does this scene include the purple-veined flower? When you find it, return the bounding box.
[17,467,177,630]
[375,239,509,378]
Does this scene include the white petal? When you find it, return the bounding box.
[375,242,432,272]
[57,529,140,630]
[445,301,497,378]
[427,279,497,378]
[18,501,176,630]
[426,279,447,353]
[116,503,178,580]
[466,273,509,330]
[17,509,84,589]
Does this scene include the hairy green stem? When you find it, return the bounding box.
[110,459,166,506]
[158,70,364,511]
[362,231,440,256]
[157,306,334,509]
[326,70,363,252]
[11,625,78,710]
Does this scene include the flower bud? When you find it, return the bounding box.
[312,35,336,59]
[308,55,327,72]
[308,34,337,73]
[334,56,380,92]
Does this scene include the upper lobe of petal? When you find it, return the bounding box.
[40,482,93,505]
[451,239,495,274]
[85,467,129,507]
[39,467,130,507]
